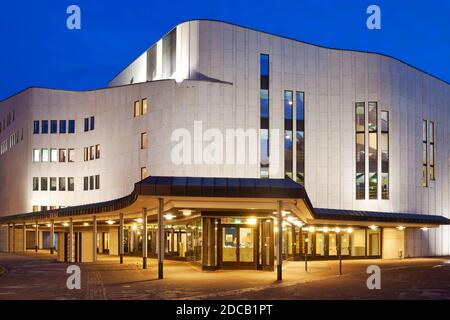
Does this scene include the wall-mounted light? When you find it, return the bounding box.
[369,225,378,230]
[62,222,69,227]
[287,216,295,223]
[131,224,138,231]
[334,227,341,233]
[397,226,405,231]
[247,218,257,225]
[106,220,115,225]
[83,222,89,226]
[308,226,315,233]
[135,218,143,223]
[421,227,429,231]
[46,223,52,227]
[346,227,353,234]
[164,213,174,220]
[322,227,329,233]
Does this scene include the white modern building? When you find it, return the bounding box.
[0,20,449,278]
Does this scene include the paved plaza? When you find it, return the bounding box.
[0,252,449,300]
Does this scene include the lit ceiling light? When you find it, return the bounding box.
[293,221,303,227]
[347,227,353,234]
[323,227,329,233]
[135,218,143,223]
[369,225,378,230]
[287,216,295,223]
[106,220,115,225]
[164,213,174,220]
[46,223,52,227]
[421,227,429,231]
[397,226,405,231]
[308,226,315,233]
[335,227,341,233]
[247,218,257,225]
[83,222,89,226]
[62,222,69,227]
[131,224,138,231]
[180,209,192,216]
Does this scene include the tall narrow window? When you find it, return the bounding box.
[41,148,49,162]
[141,98,147,115]
[59,149,67,162]
[422,120,428,187]
[90,116,95,130]
[41,177,48,191]
[84,176,89,191]
[90,176,95,190]
[134,100,141,117]
[429,121,435,181]
[368,102,378,199]
[84,118,89,132]
[381,111,389,199]
[42,120,49,134]
[141,167,148,180]
[260,54,270,178]
[355,103,365,199]
[95,144,100,159]
[33,149,40,162]
[95,175,100,190]
[68,177,74,191]
[32,177,39,191]
[296,91,305,185]
[33,121,40,134]
[59,177,66,191]
[84,147,89,161]
[50,177,57,191]
[68,148,75,162]
[284,90,293,179]
[90,145,95,160]
[141,132,148,149]
[50,148,58,162]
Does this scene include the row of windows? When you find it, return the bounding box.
[1,129,22,155]
[84,116,95,132]
[83,175,100,190]
[355,102,389,200]
[33,120,75,134]
[84,145,100,161]
[0,110,15,134]
[33,177,75,191]
[134,98,148,117]
[422,120,435,187]
[32,205,65,212]
[33,148,75,163]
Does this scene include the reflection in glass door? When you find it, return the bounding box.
[239,227,254,262]
[222,226,237,262]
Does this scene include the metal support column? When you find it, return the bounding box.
[142,208,148,269]
[34,221,38,252]
[277,200,283,281]
[119,213,124,264]
[157,198,164,279]
[50,220,55,254]
[22,222,26,252]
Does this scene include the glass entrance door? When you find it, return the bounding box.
[220,225,256,269]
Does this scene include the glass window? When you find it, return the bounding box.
[260,129,269,179]
[141,167,148,180]
[260,54,270,178]
[50,120,57,134]
[367,228,381,256]
[59,177,66,191]
[350,229,365,256]
[90,145,95,160]
[41,206,48,211]
[95,175,100,189]
[84,176,88,191]
[68,120,75,133]
[142,98,148,115]
[32,177,39,191]
[41,177,48,191]
[90,116,95,131]
[422,120,428,187]
[84,118,89,132]
[59,120,67,134]
[41,148,49,162]
[284,90,293,179]
[33,149,40,162]
[68,148,75,162]
[355,103,365,200]
[32,206,39,212]
[134,100,141,117]
[68,177,74,191]
[59,149,66,162]
[84,147,88,161]
[429,121,435,181]
[368,102,377,199]
[381,111,389,199]
[50,148,58,162]
[33,121,40,134]
[296,91,305,185]
[95,144,100,159]
[141,132,148,149]
[90,176,95,190]
[50,177,57,191]
[42,120,49,134]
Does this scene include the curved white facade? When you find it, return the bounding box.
[0,20,449,257]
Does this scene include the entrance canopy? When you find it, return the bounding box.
[0,176,449,228]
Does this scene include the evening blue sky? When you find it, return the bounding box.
[1,0,449,100]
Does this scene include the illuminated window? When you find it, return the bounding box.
[141,98,147,115]
[429,121,435,181]
[50,148,58,162]
[141,167,148,180]
[95,144,100,159]
[134,100,141,117]
[33,149,40,162]
[296,91,305,185]
[68,149,75,162]
[41,148,49,162]
[381,111,389,199]
[284,90,293,179]
[260,53,270,178]
[141,132,148,149]
[422,120,428,187]
[59,149,66,162]
[355,103,365,200]
[368,102,378,199]
[90,145,95,160]
[84,147,89,161]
